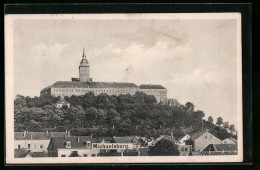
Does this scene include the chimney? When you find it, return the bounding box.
[77,137,80,143]
[23,130,26,137]
[30,135,33,139]
[171,132,174,138]
[113,136,115,139]
[66,130,68,135]
[46,130,48,134]
[90,134,93,138]
[68,131,70,137]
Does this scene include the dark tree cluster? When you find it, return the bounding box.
[14,92,236,140]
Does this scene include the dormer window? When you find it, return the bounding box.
[86,141,91,147]
[66,141,71,148]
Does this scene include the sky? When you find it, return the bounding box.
[13,16,239,126]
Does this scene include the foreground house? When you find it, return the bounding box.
[47,136,100,157]
[185,131,222,152]
[178,134,191,146]
[222,138,237,144]
[14,131,66,153]
[203,144,238,155]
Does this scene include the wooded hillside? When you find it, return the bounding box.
[14,92,236,140]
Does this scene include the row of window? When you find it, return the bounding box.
[204,135,213,139]
[18,144,43,149]
[53,88,136,93]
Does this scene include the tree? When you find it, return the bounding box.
[207,116,214,124]
[216,117,223,126]
[148,139,180,156]
[185,102,194,112]
[69,151,80,157]
[223,122,229,129]
[229,124,235,133]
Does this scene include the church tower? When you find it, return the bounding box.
[79,48,90,82]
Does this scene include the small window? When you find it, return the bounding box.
[66,141,71,148]
[91,154,96,157]
[185,148,187,151]
[61,155,66,157]
[34,144,36,149]
[83,154,88,157]
[28,144,30,148]
[40,145,43,148]
[86,141,91,147]
[18,145,20,149]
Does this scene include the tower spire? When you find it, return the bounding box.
[82,48,86,58]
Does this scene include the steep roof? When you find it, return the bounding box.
[48,136,99,150]
[49,81,140,89]
[214,144,237,151]
[185,131,214,141]
[14,132,66,140]
[139,84,166,89]
[80,48,89,66]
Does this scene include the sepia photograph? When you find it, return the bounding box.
[5,13,242,164]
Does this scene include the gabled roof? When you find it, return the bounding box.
[14,132,66,140]
[48,136,99,150]
[56,99,69,105]
[214,144,237,151]
[185,131,213,141]
[139,84,166,89]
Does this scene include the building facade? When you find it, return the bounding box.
[40,49,167,103]
[48,136,100,157]
[185,131,222,152]
[14,131,66,153]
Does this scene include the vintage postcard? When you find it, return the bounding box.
[5,13,242,164]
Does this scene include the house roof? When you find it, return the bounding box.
[48,81,140,89]
[139,84,166,89]
[162,136,179,144]
[14,149,28,158]
[48,136,99,150]
[14,132,66,140]
[214,144,237,151]
[96,137,113,143]
[56,99,69,105]
[185,131,214,141]
[178,134,190,141]
[113,136,140,144]
[227,138,237,143]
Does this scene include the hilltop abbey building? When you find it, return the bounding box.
[40,49,167,103]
